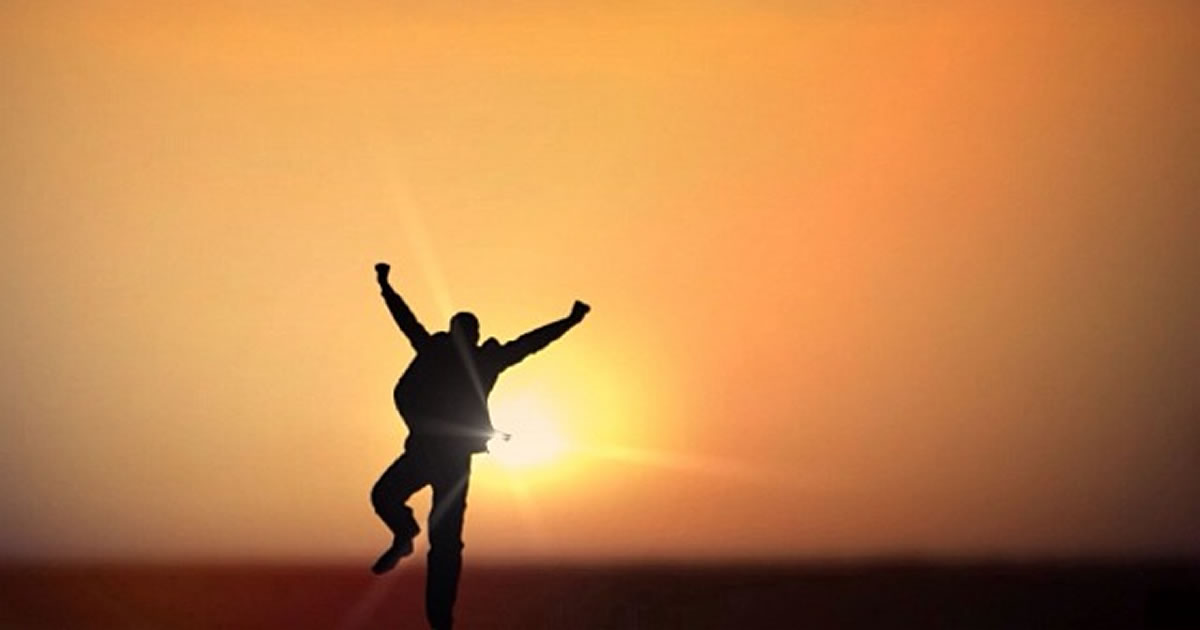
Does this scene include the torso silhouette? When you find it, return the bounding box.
[394,334,516,453]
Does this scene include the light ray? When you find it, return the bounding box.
[334,569,402,630]
[366,140,492,412]
[580,443,803,488]
[498,466,549,548]
[385,179,455,320]
[427,472,470,531]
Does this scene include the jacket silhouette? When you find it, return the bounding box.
[368,262,589,630]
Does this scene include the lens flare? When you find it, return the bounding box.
[487,392,569,469]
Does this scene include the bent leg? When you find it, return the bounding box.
[425,456,471,630]
[371,452,427,540]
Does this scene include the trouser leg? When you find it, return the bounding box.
[370,452,426,539]
[425,457,471,630]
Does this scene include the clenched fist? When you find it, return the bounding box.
[570,300,591,322]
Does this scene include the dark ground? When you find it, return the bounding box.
[1,560,1197,629]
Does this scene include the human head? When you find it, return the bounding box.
[449,311,480,346]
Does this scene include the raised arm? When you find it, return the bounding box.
[497,300,590,369]
[375,262,431,351]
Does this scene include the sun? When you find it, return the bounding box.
[487,391,569,469]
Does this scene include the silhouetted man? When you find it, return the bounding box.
[369,262,589,630]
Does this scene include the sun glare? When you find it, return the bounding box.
[487,392,569,469]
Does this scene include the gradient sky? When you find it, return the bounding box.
[2,1,1198,561]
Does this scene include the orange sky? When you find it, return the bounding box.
[2,1,1198,561]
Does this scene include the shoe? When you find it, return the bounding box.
[370,536,414,575]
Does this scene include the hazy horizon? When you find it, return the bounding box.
[2,1,1198,562]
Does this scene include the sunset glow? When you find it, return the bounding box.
[487,391,570,470]
[1,1,1198,563]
